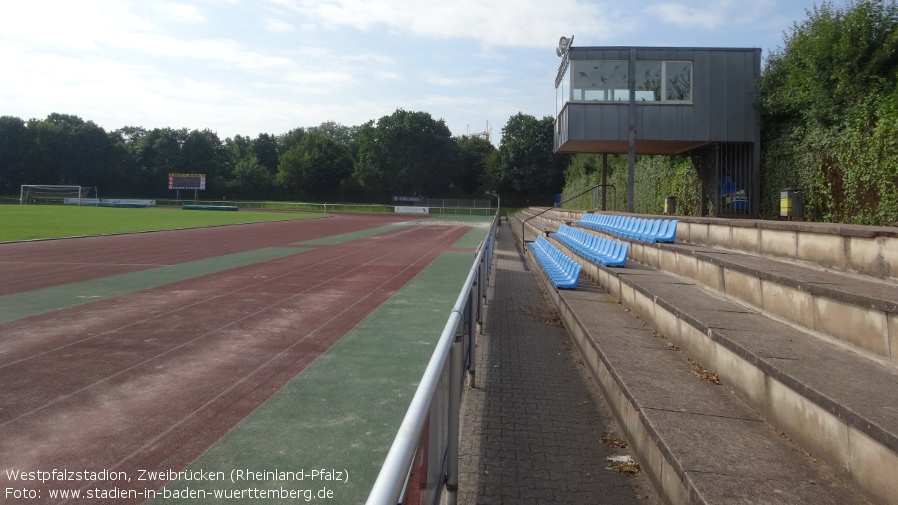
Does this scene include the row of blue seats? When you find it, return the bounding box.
[575,214,678,243]
[552,225,629,267]
[528,236,582,289]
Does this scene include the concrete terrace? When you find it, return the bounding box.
[506,208,898,505]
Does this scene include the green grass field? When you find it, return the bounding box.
[0,205,328,242]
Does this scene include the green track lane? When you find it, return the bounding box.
[152,250,475,504]
[0,247,309,324]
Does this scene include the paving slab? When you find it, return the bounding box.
[456,223,657,505]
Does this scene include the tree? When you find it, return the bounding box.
[225,134,252,163]
[278,128,305,154]
[69,120,130,192]
[353,109,460,200]
[251,133,280,175]
[350,121,388,200]
[485,113,569,203]
[130,128,183,195]
[762,0,898,129]
[759,0,898,223]
[277,130,354,201]
[0,116,29,194]
[15,114,128,193]
[179,129,229,196]
[113,126,148,145]
[457,135,495,195]
[229,156,274,200]
[24,115,79,185]
[307,121,358,145]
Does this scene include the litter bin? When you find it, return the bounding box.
[663,196,677,215]
[780,189,802,220]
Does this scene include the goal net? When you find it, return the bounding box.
[20,185,96,204]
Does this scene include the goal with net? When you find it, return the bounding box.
[20,185,97,204]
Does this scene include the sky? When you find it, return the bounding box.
[0,0,850,142]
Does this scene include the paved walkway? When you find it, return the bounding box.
[456,224,657,505]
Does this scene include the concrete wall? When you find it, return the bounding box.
[677,218,898,280]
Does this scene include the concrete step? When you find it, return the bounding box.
[513,212,898,504]
[675,217,898,282]
[510,216,873,504]
[576,266,898,504]
[562,210,898,281]
[558,283,870,505]
[627,239,898,367]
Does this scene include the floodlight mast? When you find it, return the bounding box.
[466,121,492,142]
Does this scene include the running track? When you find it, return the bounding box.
[0,213,481,503]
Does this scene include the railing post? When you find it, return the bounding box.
[446,329,463,505]
[474,265,481,335]
[467,281,477,389]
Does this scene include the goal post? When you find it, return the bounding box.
[20,185,97,205]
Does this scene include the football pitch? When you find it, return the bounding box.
[0,205,327,242]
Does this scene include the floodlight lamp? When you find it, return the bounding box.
[556,35,574,57]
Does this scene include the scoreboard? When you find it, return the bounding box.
[168,173,206,190]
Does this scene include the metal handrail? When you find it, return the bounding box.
[365,212,497,505]
[521,184,615,253]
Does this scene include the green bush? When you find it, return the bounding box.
[561,154,701,216]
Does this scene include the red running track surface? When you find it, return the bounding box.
[0,214,471,503]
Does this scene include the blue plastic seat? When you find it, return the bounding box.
[618,217,636,238]
[638,219,662,242]
[601,241,629,267]
[628,219,648,239]
[603,215,617,233]
[598,237,612,258]
[529,236,581,289]
[651,219,678,243]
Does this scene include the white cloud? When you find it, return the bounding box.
[153,2,208,23]
[270,0,633,48]
[0,0,155,50]
[373,70,401,81]
[279,69,358,90]
[418,94,491,108]
[424,71,504,88]
[645,0,776,29]
[264,19,295,33]
[650,3,722,29]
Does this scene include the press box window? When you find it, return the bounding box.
[565,60,692,103]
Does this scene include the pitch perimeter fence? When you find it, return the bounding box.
[6,196,497,215]
[152,199,497,216]
[366,212,497,505]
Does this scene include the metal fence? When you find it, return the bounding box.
[152,200,495,215]
[365,213,498,505]
[154,200,395,213]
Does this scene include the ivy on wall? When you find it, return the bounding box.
[561,154,700,216]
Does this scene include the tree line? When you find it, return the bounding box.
[0,109,568,206]
[6,2,896,225]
